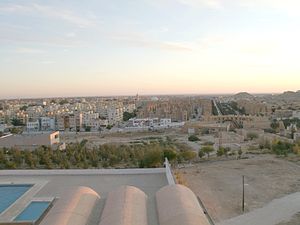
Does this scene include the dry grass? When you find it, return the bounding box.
[174,170,188,186]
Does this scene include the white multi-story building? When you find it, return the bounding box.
[128,118,159,127]
[107,107,123,125]
[40,117,56,131]
[85,119,108,131]
[26,120,40,132]
[82,112,100,125]
[123,103,136,113]
[292,111,300,119]
[0,124,6,132]
[160,118,172,127]
[0,111,5,124]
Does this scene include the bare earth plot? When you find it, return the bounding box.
[177,155,300,224]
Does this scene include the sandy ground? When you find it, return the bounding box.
[177,155,300,223]
[61,131,178,146]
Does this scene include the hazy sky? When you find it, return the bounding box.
[1,0,300,98]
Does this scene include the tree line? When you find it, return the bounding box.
[0,139,197,169]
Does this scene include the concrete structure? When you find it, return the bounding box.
[56,113,82,131]
[0,124,7,132]
[127,118,183,130]
[69,113,83,132]
[128,118,159,127]
[156,184,210,225]
[99,186,148,225]
[40,187,100,225]
[294,132,300,142]
[292,111,300,119]
[0,131,60,150]
[274,110,293,119]
[26,120,40,132]
[107,107,123,125]
[236,99,270,116]
[40,117,55,131]
[137,98,212,121]
[0,161,211,225]
[205,115,270,130]
[159,118,172,127]
[183,121,230,134]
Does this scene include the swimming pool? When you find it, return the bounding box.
[14,201,51,222]
[0,184,32,214]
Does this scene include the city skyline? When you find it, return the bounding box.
[1,0,300,98]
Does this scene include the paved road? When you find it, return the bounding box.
[218,192,300,225]
[213,99,222,115]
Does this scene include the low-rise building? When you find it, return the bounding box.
[84,119,108,131]
[294,132,300,142]
[292,111,300,119]
[160,118,172,127]
[0,131,61,150]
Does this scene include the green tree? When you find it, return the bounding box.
[271,120,279,131]
[217,148,224,157]
[11,118,24,126]
[238,149,243,158]
[141,149,163,168]
[19,105,28,111]
[85,126,91,132]
[59,99,69,105]
[163,149,177,162]
[188,135,199,142]
[272,141,293,156]
[123,111,137,121]
[201,146,214,158]
[198,149,205,158]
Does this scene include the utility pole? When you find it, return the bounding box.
[242,175,245,212]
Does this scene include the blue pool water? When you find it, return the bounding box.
[0,184,32,214]
[14,201,50,221]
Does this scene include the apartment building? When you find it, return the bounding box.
[107,107,123,125]
[236,99,270,116]
[56,113,82,131]
[26,120,40,132]
[82,112,100,125]
[69,113,83,132]
[40,117,56,131]
[137,98,212,122]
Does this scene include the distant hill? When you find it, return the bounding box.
[233,92,255,100]
[277,91,300,99]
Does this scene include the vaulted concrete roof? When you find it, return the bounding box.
[156,184,210,225]
[39,186,100,225]
[99,186,148,225]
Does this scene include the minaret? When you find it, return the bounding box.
[135,93,140,102]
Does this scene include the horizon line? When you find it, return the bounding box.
[0,91,292,101]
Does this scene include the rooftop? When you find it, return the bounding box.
[0,166,210,225]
